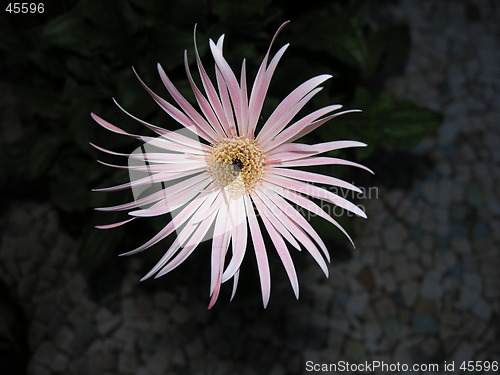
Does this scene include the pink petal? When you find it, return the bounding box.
[111,98,212,153]
[257,75,332,141]
[264,174,367,218]
[183,51,227,138]
[157,63,220,141]
[129,178,210,217]
[244,195,271,308]
[239,59,249,137]
[132,68,216,142]
[208,275,222,309]
[265,151,317,164]
[95,217,136,229]
[270,156,374,174]
[215,65,237,136]
[210,200,230,296]
[93,167,205,192]
[267,140,366,157]
[193,29,232,137]
[230,269,240,302]
[280,109,362,146]
[140,192,221,279]
[266,167,361,193]
[258,188,330,270]
[97,173,208,212]
[257,87,323,142]
[124,192,217,257]
[266,143,319,155]
[248,21,290,135]
[96,159,204,174]
[155,207,219,278]
[252,193,299,300]
[247,43,289,136]
[209,39,244,133]
[259,106,344,150]
[90,142,130,157]
[222,197,248,282]
[251,192,301,251]
[277,187,355,248]
[91,112,140,139]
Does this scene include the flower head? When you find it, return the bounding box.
[92,22,373,308]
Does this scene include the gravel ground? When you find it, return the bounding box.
[1,0,499,374]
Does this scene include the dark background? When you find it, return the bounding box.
[0,0,498,374]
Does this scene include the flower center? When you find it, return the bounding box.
[208,137,264,198]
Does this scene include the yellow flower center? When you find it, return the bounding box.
[208,137,264,198]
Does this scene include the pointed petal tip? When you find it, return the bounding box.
[90,112,102,122]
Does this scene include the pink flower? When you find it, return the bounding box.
[92,22,372,308]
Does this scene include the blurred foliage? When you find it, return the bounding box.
[0,0,441,270]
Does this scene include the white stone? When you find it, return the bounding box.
[382,222,407,252]
[33,341,60,367]
[404,241,420,261]
[55,327,75,352]
[420,271,442,299]
[452,238,471,254]
[401,280,419,307]
[452,342,475,363]
[329,315,350,335]
[472,299,492,321]
[363,322,381,349]
[422,181,437,204]
[147,351,169,375]
[118,351,138,373]
[455,285,480,310]
[97,316,121,337]
[347,293,369,316]
[186,338,204,359]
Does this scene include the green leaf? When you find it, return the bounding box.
[291,3,368,69]
[349,0,372,29]
[382,102,442,147]
[363,23,410,78]
[41,11,89,51]
[334,89,442,155]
